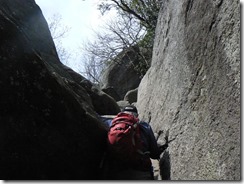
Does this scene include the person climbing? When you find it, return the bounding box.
[102,105,167,180]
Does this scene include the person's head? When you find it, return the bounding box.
[122,105,138,118]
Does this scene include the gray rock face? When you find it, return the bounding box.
[124,88,138,104]
[0,0,119,179]
[101,46,142,100]
[64,66,121,115]
[116,100,130,111]
[137,0,240,180]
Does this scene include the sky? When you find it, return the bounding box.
[34,0,116,73]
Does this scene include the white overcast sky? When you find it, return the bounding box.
[34,0,116,73]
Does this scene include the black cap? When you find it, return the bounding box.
[122,105,138,114]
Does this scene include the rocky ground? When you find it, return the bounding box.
[151,159,161,180]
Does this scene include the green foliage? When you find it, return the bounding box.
[134,56,150,77]
[98,0,161,30]
[138,29,155,49]
[99,2,160,54]
[83,0,162,82]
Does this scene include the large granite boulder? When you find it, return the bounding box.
[63,66,121,115]
[137,0,240,180]
[0,0,119,179]
[101,46,143,100]
[124,88,138,104]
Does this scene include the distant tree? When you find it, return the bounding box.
[81,12,149,83]
[98,0,161,31]
[47,13,71,65]
[81,54,103,84]
[81,0,162,83]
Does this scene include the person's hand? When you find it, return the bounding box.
[159,143,168,153]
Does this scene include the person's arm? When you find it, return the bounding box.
[158,143,168,153]
[100,115,113,129]
[141,122,160,159]
[149,128,161,159]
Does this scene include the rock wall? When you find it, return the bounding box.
[0,0,120,179]
[101,46,142,101]
[137,0,240,180]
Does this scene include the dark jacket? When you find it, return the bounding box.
[139,121,160,160]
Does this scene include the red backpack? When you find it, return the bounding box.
[107,112,151,170]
